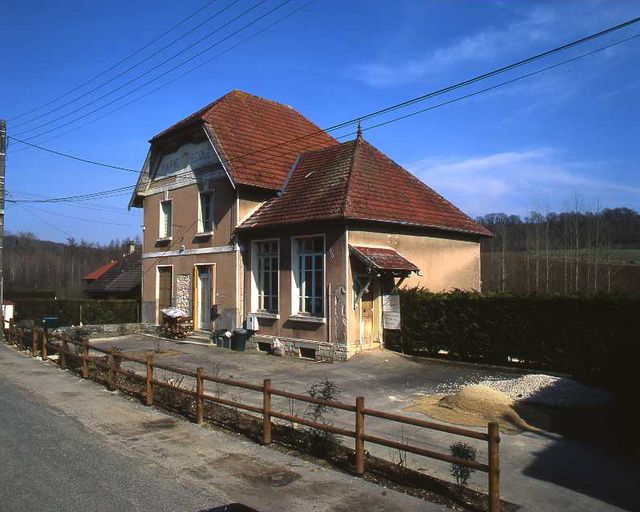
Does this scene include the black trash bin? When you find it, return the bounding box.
[214,329,232,349]
[42,317,59,330]
[231,329,251,351]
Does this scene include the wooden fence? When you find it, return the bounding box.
[5,326,502,511]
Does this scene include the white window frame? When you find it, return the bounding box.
[158,198,173,239]
[291,234,326,319]
[250,238,279,316]
[197,189,214,235]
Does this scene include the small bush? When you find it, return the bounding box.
[450,441,477,489]
[304,377,341,458]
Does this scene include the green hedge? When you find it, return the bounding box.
[392,289,640,391]
[13,299,139,326]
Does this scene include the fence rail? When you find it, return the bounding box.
[4,326,501,511]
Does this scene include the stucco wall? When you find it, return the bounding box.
[347,228,481,291]
[240,224,348,345]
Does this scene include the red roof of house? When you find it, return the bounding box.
[241,136,492,237]
[83,260,117,281]
[152,90,337,190]
[350,245,419,272]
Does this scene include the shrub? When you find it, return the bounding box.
[392,288,640,393]
[13,298,139,326]
[304,377,341,457]
[450,441,477,489]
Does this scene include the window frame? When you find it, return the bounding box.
[158,198,173,239]
[291,234,326,319]
[251,238,280,316]
[196,189,214,235]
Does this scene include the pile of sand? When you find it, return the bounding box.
[405,385,535,434]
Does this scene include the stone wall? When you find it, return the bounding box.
[175,274,191,313]
[247,335,349,361]
[56,323,143,340]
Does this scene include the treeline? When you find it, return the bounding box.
[3,232,140,299]
[478,207,640,295]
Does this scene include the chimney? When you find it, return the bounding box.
[128,241,136,254]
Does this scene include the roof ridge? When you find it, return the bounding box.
[357,139,488,234]
[340,137,361,218]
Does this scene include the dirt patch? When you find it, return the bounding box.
[214,453,301,488]
[124,349,184,360]
[140,418,179,431]
[406,385,535,434]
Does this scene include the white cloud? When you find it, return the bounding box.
[407,148,640,215]
[354,2,637,87]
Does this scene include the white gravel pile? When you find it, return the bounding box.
[477,374,613,408]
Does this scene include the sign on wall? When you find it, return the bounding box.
[382,293,401,330]
[156,141,217,179]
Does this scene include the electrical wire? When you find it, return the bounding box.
[6,201,141,227]
[7,136,139,173]
[11,0,320,153]
[10,20,640,204]
[13,0,285,139]
[8,0,219,123]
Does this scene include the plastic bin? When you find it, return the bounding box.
[231,329,251,351]
[214,330,231,349]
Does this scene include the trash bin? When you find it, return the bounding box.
[231,329,251,352]
[214,329,232,349]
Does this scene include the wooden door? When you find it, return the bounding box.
[361,287,374,345]
[157,267,172,319]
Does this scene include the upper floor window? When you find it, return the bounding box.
[198,191,214,233]
[159,200,172,238]
[292,235,324,317]
[253,240,279,313]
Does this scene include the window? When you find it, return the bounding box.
[159,200,172,238]
[254,240,279,313]
[198,191,213,233]
[293,236,324,317]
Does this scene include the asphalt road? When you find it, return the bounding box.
[0,378,223,512]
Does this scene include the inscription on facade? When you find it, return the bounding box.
[156,141,217,179]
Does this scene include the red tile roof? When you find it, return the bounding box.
[241,136,492,237]
[152,90,337,190]
[83,260,117,281]
[350,245,419,272]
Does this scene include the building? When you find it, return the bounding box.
[130,90,491,359]
[83,242,141,299]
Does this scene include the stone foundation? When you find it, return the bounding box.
[247,335,350,361]
[55,323,143,340]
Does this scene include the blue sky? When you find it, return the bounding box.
[1,0,639,243]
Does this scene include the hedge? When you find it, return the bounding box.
[13,299,139,327]
[391,289,640,392]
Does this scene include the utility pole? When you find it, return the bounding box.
[0,119,5,336]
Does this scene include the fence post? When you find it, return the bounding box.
[196,367,204,424]
[60,334,68,370]
[488,422,501,512]
[355,396,365,476]
[145,354,154,406]
[262,379,272,445]
[107,348,116,391]
[41,329,47,361]
[81,338,89,379]
[31,328,38,357]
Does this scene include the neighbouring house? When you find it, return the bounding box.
[83,242,142,299]
[129,90,491,360]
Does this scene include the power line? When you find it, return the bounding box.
[13,0,282,139]
[11,20,640,204]
[11,0,243,131]
[7,136,139,173]
[13,202,74,239]
[6,201,141,227]
[11,0,320,154]
[8,0,219,123]
[7,190,141,215]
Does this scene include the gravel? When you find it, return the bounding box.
[476,374,613,408]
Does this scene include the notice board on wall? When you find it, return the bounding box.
[382,294,401,330]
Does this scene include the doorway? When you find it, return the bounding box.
[157,266,173,323]
[194,265,215,331]
[356,274,380,347]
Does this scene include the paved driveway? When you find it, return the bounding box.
[91,334,639,512]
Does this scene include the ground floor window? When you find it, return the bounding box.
[293,235,324,317]
[253,240,279,313]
